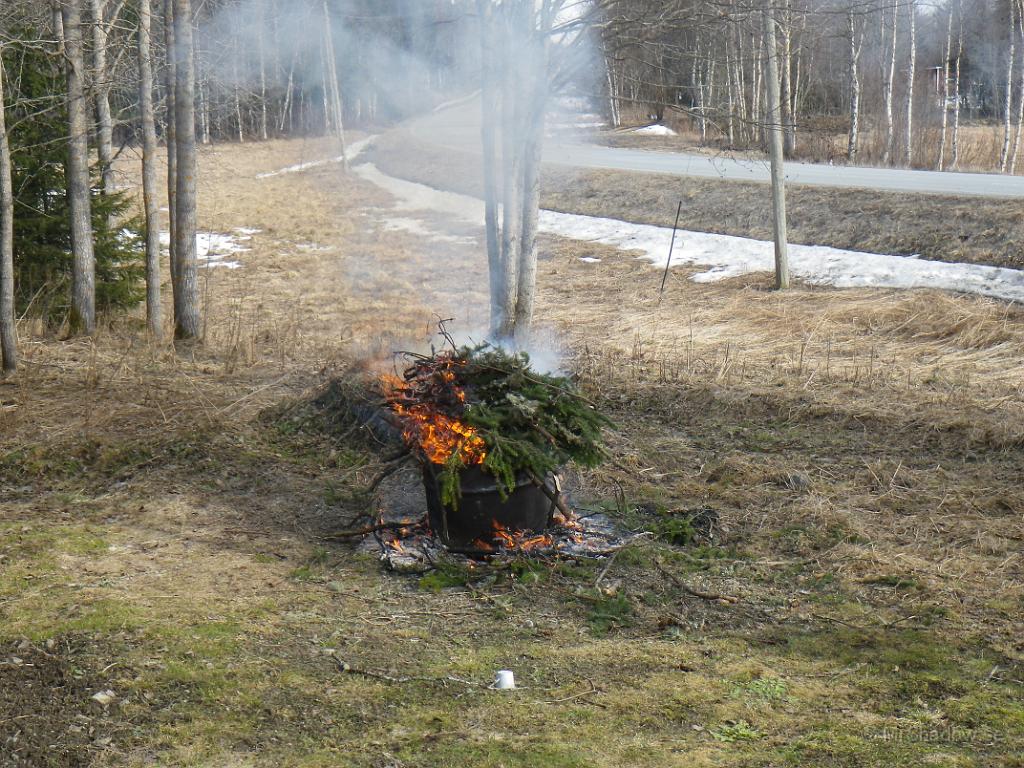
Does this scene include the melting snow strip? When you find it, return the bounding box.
[159,228,258,270]
[353,162,1024,305]
[256,136,374,178]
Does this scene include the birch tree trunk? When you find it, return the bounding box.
[322,0,348,169]
[172,0,201,339]
[60,0,97,335]
[764,5,789,290]
[951,0,963,168]
[847,11,862,162]
[232,55,244,143]
[904,0,916,165]
[478,0,503,333]
[513,23,550,343]
[88,0,115,203]
[881,0,898,165]
[0,50,16,373]
[258,0,269,140]
[936,7,952,170]
[138,0,162,339]
[780,0,795,156]
[1001,1,1017,173]
[1011,0,1024,174]
[497,7,523,339]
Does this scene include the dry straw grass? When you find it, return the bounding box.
[2,136,1022,766]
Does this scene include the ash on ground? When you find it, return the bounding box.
[360,466,640,572]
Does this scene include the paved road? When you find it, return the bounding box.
[408,102,1024,199]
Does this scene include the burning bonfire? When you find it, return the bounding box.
[379,342,610,555]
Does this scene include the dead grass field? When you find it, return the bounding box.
[1,135,1022,767]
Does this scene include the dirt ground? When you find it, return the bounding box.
[1,135,1022,767]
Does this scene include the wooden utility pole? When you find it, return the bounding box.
[764,3,790,290]
[59,0,97,334]
[138,0,162,339]
[172,0,201,339]
[0,50,16,373]
[164,0,177,287]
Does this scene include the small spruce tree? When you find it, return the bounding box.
[3,39,143,325]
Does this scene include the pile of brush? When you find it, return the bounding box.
[382,342,611,508]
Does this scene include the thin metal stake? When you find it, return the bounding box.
[659,199,683,300]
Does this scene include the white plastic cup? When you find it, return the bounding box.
[494,670,516,690]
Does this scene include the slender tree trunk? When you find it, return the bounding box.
[752,29,763,146]
[881,0,898,165]
[280,50,297,134]
[951,0,963,168]
[164,0,178,288]
[172,0,200,339]
[0,50,17,373]
[232,55,244,143]
[513,26,549,343]
[764,5,789,290]
[1002,1,1017,172]
[88,0,115,203]
[904,0,916,165]
[937,4,953,170]
[321,0,348,168]
[60,0,97,335]
[138,0,162,339]
[496,2,529,339]
[258,0,268,140]
[478,0,503,334]
[196,33,209,145]
[603,41,620,128]
[847,10,861,162]
[781,0,795,155]
[1011,0,1024,174]
[726,42,736,145]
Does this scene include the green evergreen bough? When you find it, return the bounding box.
[388,344,611,507]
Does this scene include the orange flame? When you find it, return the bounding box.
[382,372,487,466]
[490,520,552,552]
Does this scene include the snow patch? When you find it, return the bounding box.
[159,228,254,270]
[256,136,374,178]
[355,162,1024,305]
[381,216,476,245]
[629,124,677,137]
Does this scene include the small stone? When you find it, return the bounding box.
[91,690,117,706]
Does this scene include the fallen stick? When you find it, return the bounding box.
[655,559,739,604]
[365,451,413,494]
[525,469,572,518]
[658,199,683,299]
[323,519,424,540]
